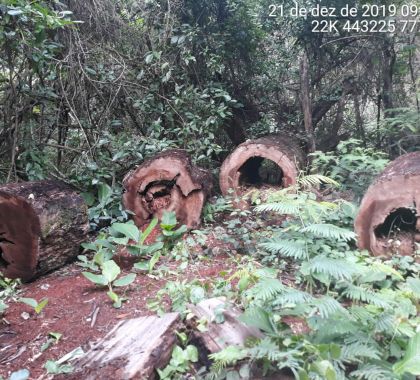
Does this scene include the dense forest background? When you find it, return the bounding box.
[1,0,419,191]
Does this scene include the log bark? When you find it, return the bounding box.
[0,180,89,281]
[188,297,263,355]
[219,134,305,197]
[123,149,212,229]
[74,313,180,380]
[355,152,420,257]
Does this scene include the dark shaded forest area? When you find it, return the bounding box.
[1,1,420,379]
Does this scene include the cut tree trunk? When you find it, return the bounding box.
[74,313,180,380]
[0,180,89,281]
[355,152,420,257]
[219,134,305,198]
[187,297,263,355]
[123,149,212,228]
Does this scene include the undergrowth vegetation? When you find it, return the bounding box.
[150,177,420,380]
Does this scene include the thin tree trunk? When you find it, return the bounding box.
[300,52,316,153]
[353,94,366,146]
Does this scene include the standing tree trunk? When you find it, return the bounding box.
[300,52,316,153]
[123,150,212,229]
[0,180,89,281]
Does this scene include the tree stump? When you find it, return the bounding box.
[355,152,420,257]
[122,149,212,228]
[219,134,305,198]
[0,180,89,281]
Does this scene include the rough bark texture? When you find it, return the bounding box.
[123,149,212,229]
[355,152,420,257]
[74,313,180,380]
[0,180,89,281]
[219,134,305,197]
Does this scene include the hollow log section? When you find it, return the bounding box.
[123,149,212,229]
[355,152,420,257]
[0,180,89,281]
[219,134,305,197]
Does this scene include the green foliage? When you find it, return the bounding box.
[159,211,188,252]
[311,139,389,200]
[18,297,48,314]
[203,184,420,379]
[44,360,73,375]
[157,345,199,379]
[148,280,207,316]
[0,275,20,315]
[82,259,135,308]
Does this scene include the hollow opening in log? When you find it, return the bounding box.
[374,207,417,239]
[141,179,176,213]
[0,246,8,270]
[238,157,284,187]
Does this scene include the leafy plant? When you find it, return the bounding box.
[0,275,20,315]
[157,344,199,379]
[41,332,62,352]
[18,297,48,314]
[44,360,73,375]
[82,260,136,308]
[311,139,389,200]
[159,211,188,252]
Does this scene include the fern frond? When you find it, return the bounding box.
[248,278,285,302]
[302,223,356,241]
[343,284,391,308]
[260,239,307,259]
[350,364,396,380]
[349,305,374,323]
[275,288,314,306]
[299,174,339,188]
[304,256,357,281]
[248,338,300,369]
[341,342,381,362]
[255,201,301,215]
[374,312,396,333]
[313,296,349,319]
[209,346,247,372]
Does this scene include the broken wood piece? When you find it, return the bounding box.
[355,151,420,257]
[123,149,212,228]
[0,180,89,281]
[219,134,305,199]
[188,297,263,354]
[74,313,180,379]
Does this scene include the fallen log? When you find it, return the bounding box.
[355,152,420,257]
[188,297,263,354]
[123,149,212,228]
[188,298,294,379]
[219,134,305,198]
[0,180,89,281]
[74,313,180,380]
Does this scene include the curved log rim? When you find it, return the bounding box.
[355,152,420,258]
[219,134,304,197]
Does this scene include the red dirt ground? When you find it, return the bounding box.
[0,250,236,379]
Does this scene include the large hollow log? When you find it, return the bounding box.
[355,152,420,257]
[219,134,305,197]
[0,180,89,281]
[123,149,212,229]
